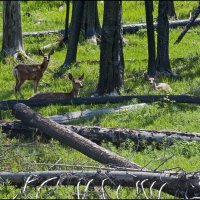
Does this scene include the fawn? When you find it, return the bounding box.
[29,73,84,100]
[149,77,172,93]
[13,49,55,98]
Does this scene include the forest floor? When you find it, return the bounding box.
[0,1,200,199]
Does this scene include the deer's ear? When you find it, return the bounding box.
[38,49,44,56]
[79,73,84,80]
[68,73,74,81]
[49,49,55,55]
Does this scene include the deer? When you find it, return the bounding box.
[28,73,84,100]
[148,77,172,93]
[13,49,55,99]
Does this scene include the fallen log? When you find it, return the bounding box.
[1,95,200,110]
[12,103,142,169]
[1,121,200,146]
[48,104,146,124]
[0,170,199,198]
[19,18,200,37]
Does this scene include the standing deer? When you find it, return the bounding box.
[13,49,55,98]
[149,77,172,93]
[29,73,84,99]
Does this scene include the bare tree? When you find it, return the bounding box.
[82,1,101,41]
[63,0,70,43]
[168,1,177,19]
[156,0,172,76]
[145,0,156,77]
[62,1,85,68]
[1,1,24,57]
[96,1,124,96]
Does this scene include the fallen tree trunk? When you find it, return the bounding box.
[48,103,146,124]
[1,121,200,146]
[12,103,142,169]
[0,170,199,197]
[1,95,200,110]
[18,18,200,37]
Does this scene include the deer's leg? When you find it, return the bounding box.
[16,80,25,99]
[14,79,19,98]
[33,80,39,93]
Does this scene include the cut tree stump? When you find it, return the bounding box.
[0,170,199,198]
[1,95,200,110]
[12,103,142,169]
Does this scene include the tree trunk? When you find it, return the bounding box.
[63,0,70,43]
[167,1,177,19]
[1,170,199,198]
[82,1,101,39]
[12,103,142,169]
[2,122,200,146]
[145,0,156,77]
[2,95,200,110]
[1,1,24,56]
[96,1,124,95]
[156,1,172,74]
[62,1,85,68]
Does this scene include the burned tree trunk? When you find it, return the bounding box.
[2,122,200,146]
[156,1,172,75]
[168,1,177,19]
[62,1,85,68]
[145,0,156,77]
[63,0,70,43]
[12,103,142,169]
[96,1,124,95]
[82,1,101,40]
[1,1,24,57]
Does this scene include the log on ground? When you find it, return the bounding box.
[1,121,200,146]
[1,95,200,110]
[0,170,199,197]
[12,103,142,169]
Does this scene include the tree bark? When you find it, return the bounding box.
[12,103,142,169]
[62,1,85,68]
[82,1,101,39]
[2,122,200,145]
[1,1,24,56]
[167,1,177,19]
[156,1,172,74]
[96,1,124,95]
[145,0,156,77]
[2,95,200,110]
[0,170,199,197]
[63,0,70,43]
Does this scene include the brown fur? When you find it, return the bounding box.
[29,73,84,100]
[13,49,55,98]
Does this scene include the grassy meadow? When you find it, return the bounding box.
[0,1,200,199]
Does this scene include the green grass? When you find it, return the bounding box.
[0,1,200,199]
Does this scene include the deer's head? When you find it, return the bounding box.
[68,73,84,91]
[39,49,55,63]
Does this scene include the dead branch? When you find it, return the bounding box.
[12,103,142,169]
[174,5,200,44]
[0,170,199,198]
[1,95,200,110]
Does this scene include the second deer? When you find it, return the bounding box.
[149,77,172,93]
[13,49,55,98]
[29,73,84,100]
